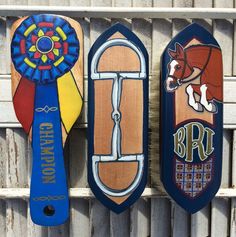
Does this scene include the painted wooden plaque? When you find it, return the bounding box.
[161,23,223,213]
[11,15,83,226]
[88,23,148,213]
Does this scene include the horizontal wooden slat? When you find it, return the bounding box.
[1,6,236,19]
[223,78,236,103]
[0,187,234,199]
[222,78,236,128]
[1,75,233,102]
[0,102,18,123]
[1,75,235,128]
[223,104,236,128]
[0,75,88,102]
[0,79,11,102]
[0,99,88,127]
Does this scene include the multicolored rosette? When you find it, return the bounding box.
[11,14,79,84]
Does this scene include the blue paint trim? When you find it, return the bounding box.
[88,23,149,213]
[161,23,223,213]
[30,82,69,226]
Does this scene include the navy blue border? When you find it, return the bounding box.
[88,23,149,213]
[160,23,223,213]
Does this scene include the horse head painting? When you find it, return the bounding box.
[165,42,223,113]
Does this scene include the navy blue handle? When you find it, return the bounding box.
[30,82,69,226]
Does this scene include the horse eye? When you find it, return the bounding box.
[175,65,181,70]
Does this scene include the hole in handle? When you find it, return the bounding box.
[43,205,55,216]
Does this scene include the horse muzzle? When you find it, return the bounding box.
[165,77,179,92]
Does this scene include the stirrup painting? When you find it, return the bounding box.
[88,23,148,213]
[161,23,223,213]
[11,15,83,225]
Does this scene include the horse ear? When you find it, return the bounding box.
[175,43,184,59]
[168,49,177,59]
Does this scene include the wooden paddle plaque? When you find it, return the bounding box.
[11,15,83,225]
[88,23,148,213]
[161,23,223,213]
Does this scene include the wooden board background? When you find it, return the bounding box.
[0,0,235,236]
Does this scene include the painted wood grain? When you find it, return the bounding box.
[194,0,212,7]
[173,0,193,7]
[6,129,28,237]
[48,224,69,237]
[192,0,212,36]
[224,104,236,126]
[91,0,111,7]
[231,130,236,237]
[0,79,11,102]
[211,130,231,237]
[6,17,18,75]
[150,19,171,190]
[153,0,172,7]
[70,199,89,237]
[132,19,151,77]
[130,199,150,237]
[0,18,7,75]
[89,5,111,236]
[234,20,236,75]
[6,129,28,189]
[214,0,233,76]
[224,79,236,103]
[151,198,171,237]
[213,19,233,76]
[69,0,89,6]
[231,200,236,237]
[70,129,87,188]
[90,200,110,237]
[114,0,131,7]
[110,210,130,237]
[171,203,190,237]
[0,129,6,237]
[132,0,152,7]
[7,0,27,5]
[151,1,172,235]
[0,101,21,122]
[28,0,49,5]
[69,129,89,237]
[191,206,210,237]
[50,0,68,6]
[0,0,7,4]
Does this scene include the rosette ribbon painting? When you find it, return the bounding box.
[161,23,223,213]
[88,23,148,213]
[11,15,83,225]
